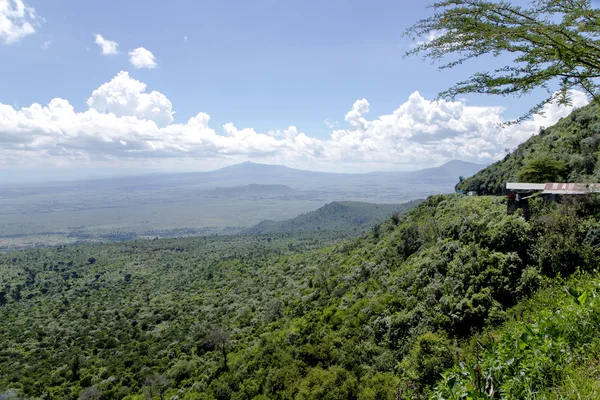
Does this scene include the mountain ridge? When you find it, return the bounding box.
[242,199,422,235]
[2,159,486,199]
[2,159,484,188]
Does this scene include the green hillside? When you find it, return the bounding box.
[243,200,422,236]
[3,104,600,399]
[433,271,600,399]
[458,103,600,195]
[3,190,600,399]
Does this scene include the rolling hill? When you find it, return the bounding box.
[243,200,422,235]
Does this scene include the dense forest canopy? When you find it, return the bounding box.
[3,186,600,398]
[243,201,422,236]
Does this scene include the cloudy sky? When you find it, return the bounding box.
[0,0,591,181]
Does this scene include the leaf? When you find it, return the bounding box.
[447,376,456,389]
[568,286,581,299]
[578,291,588,306]
[524,324,538,337]
[518,332,531,350]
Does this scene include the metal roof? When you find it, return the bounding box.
[506,182,600,194]
[543,183,600,194]
[506,183,546,191]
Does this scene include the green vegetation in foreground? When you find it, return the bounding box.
[458,103,600,195]
[433,271,600,399]
[243,200,422,236]
[2,192,600,399]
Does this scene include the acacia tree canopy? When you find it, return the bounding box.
[405,0,600,122]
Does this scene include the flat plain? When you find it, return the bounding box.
[0,160,484,250]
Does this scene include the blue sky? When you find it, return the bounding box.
[3,0,448,134]
[0,0,591,181]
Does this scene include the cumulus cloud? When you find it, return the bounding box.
[94,34,118,55]
[344,99,370,129]
[129,47,157,69]
[0,71,589,171]
[87,71,174,126]
[0,0,40,44]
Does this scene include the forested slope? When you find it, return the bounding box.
[3,191,600,399]
[457,102,600,195]
[243,200,421,236]
[433,271,600,399]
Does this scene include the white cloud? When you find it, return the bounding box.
[129,47,157,69]
[0,0,40,44]
[86,71,174,126]
[0,71,589,171]
[344,99,370,129]
[94,34,118,55]
[184,35,188,41]
[41,40,50,49]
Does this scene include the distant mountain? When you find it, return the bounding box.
[196,160,485,197]
[212,184,295,198]
[0,159,487,226]
[243,200,422,235]
[193,162,341,189]
[0,158,484,249]
[408,160,487,183]
[363,160,485,183]
[1,160,485,198]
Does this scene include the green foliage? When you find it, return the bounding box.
[244,200,422,236]
[458,102,600,194]
[405,0,600,122]
[296,367,358,400]
[432,272,600,399]
[398,332,456,396]
[516,155,568,183]
[2,193,600,399]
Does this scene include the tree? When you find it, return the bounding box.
[516,155,568,182]
[70,354,80,382]
[143,374,171,400]
[0,390,22,400]
[205,325,231,370]
[398,332,456,394]
[79,387,102,400]
[405,0,600,122]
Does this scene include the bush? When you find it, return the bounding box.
[398,332,456,395]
